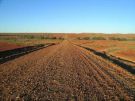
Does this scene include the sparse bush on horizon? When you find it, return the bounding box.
[91,36,106,40]
[108,37,127,41]
[77,36,135,41]
[20,35,64,40]
[77,36,106,40]
[21,35,35,39]
[83,37,90,40]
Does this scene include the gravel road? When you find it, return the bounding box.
[0,40,135,101]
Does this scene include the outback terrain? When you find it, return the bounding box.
[0,34,135,101]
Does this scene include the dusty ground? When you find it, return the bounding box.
[0,41,23,52]
[73,40,135,62]
[0,40,135,101]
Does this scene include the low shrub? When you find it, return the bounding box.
[22,35,35,39]
[109,37,127,41]
[83,37,90,40]
[91,36,106,40]
[77,37,82,40]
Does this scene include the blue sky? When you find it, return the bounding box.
[0,0,135,33]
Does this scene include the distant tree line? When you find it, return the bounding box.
[77,36,135,41]
[21,35,64,40]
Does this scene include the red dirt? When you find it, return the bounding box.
[73,40,135,62]
[73,40,121,51]
[0,41,135,101]
[115,50,135,61]
[0,41,23,52]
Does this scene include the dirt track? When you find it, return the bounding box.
[0,40,135,101]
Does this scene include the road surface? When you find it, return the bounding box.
[0,40,135,101]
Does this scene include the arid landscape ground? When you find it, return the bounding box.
[0,34,135,101]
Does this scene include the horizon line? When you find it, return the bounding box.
[0,32,135,34]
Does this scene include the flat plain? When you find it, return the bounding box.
[0,34,135,101]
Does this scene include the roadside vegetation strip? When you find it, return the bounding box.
[74,44,135,75]
[0,43,56,64]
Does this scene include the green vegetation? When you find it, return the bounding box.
[108,37,127,41]
[91,36,106,40]
[77,36,106,40]
[0,34,64,46]
[20,35,64,40]
[77,36,135,41]
[83,37,90,40]
[0,37,17,43]
[21,35,35,39]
